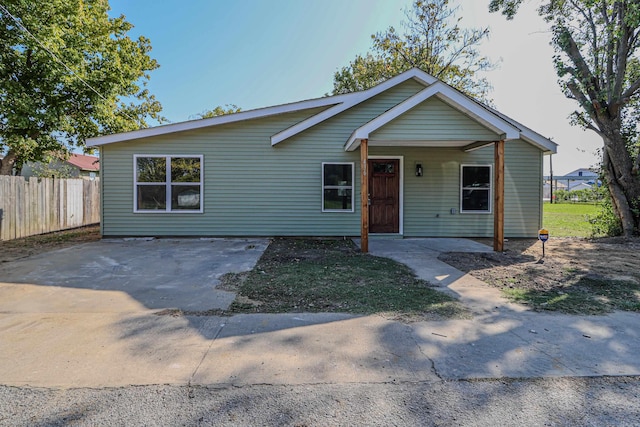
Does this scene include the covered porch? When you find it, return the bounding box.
[355,138,507,253]
[342,83,521,252]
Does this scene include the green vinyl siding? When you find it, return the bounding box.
[102,81,427,237]
[102,107,355,237]
[370,97,500,142]
[370,140,542,238]
[101,77,543,238]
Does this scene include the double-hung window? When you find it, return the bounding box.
[322,162,354,212]
[460,165,492,213]
[134,155,203,213]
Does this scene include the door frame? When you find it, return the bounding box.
[368,155,403,235]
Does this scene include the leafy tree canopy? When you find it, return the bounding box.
[0,0,164,175]
[332,0,494,101]
[194,104,242,119]
[490,0,640,236]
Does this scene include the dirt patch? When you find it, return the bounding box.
[440,237,640,313]
[0,225,101,263]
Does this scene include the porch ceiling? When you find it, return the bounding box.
[364,139,491,149]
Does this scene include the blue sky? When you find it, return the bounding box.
[108,0,602,175]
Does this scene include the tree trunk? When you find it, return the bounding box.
[0,151,17,176]
[601,129,640,237]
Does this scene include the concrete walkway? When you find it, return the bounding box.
[0,238,639,388]
[359,238,528,314]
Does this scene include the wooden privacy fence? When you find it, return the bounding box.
[0,176,100,241]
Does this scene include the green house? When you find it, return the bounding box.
[87,68,557,250]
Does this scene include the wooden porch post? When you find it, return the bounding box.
[360,138,369,253]
[494,140,505,252]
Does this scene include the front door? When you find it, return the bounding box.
[368,159,400,233]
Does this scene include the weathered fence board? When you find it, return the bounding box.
[0,176,100,241]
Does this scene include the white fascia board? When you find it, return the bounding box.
[345,85,441,151]
[520,129,558,153]
[270,99,359,145]
[344,82,522,151]
[86,95,349,147]
[432,85,520,139]
[271,68,439,145]
[480,105,558,153]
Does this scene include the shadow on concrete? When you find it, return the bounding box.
[1,238,640,391]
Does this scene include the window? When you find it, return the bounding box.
[322,162,354,212]
[461,165,491,213]
[134,155,203,213]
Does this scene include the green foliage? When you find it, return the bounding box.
[0,0,164,174]
[333,0,494,101]
[136,157,166,183]
[170,157,200,182]
[195,104,241,119]
[588,186,623,237]
[489,0,640,236]
[553,187,601,203]
[31,161,76,179]
[488,0,523,19]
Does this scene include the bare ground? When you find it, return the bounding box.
[0,225,101,263]
[439,237,640,312]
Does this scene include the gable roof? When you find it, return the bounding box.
[270,69,438,145]
[563,168,598,177]
[66,154,99,171]
[344,82,521,151]
[87,68,557,154]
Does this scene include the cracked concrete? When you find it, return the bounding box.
[0,238,639,389]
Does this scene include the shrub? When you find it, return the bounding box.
[588,186,622,237]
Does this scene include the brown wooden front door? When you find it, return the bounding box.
[368,159,400,233]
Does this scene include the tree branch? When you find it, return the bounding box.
[603,0,615,102]
[620,77,640,102]
[566,79,594,114]
[569,0,601,87]
[556,25,601,103]
[612,3,631,102]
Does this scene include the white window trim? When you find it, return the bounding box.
[322,162,355,213]
[133,154,204,214]
[460,164,492,214]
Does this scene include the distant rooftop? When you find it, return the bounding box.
[67,154,99,171]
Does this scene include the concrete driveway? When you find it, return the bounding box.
[0,237,639,389]
[0,238,269,312]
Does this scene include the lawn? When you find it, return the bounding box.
[219,238,469,321]
[543,202,599,237]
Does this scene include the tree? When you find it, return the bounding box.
[332,0,494,101]
[489,0,640,237]
[193,104,242,119]
[31,159,77,179]
[0,0,163,175]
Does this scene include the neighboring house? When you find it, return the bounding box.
[567,182,595,192]
[87,68,557,247]
[563,168,598,179]
[22,154,100,179]
[544,167,599,199]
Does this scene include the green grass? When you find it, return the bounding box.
[221,238,468,320]
[503,277,640,315]
[543,202,599,237]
